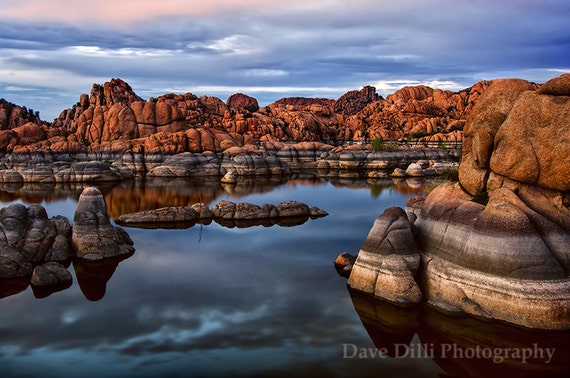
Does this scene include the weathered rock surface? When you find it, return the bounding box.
[341,74,570,329]
[459,79,538,196]
[0,203,72,279]
[226,93,259,112]
[31,261,72,287]
[347,207,421,306]
[72,187,135,260]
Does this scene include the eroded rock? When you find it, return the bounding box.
[347,207,421,306]
[72,187,135,260]
[341,75,570,330]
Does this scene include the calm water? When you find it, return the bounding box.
[0,175,568,377]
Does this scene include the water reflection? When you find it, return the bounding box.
[349,288,570,377]
[0,174,456,377]
[73,255,133,301]
[0,174,442,221]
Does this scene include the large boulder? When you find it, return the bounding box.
[72,187,135,260]
[226,93,259,112]
[342,74,570,330]
[417,76,570,329]
[458,79,537,196]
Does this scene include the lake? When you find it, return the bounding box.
[0,175,568,377]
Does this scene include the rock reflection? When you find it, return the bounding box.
[348,288,570,377]
[0,277,29,299]
[0,174,446,221]
[73,255,131,301]
[348,288,418,357]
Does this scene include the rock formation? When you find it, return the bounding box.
[347,207,421,305]
[341,74,570,330]
[115,200,328,229]
[226,93,259,112]
[0,186,137,297]
[72,187,135,260]
[0,203,72,279]
[1,77,494,156]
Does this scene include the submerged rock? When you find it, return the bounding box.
[334,252,356,277]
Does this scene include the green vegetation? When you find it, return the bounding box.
[371,137,398,152]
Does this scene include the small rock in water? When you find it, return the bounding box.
[221,170,238,183]
[334,252,356,277]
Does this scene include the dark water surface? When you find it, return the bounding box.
[1,176,568,377]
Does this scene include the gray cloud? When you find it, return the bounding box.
[0,0,568,120]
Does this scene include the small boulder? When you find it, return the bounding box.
[391,168,407,177]
[31,262,72,287]
[309,207,329,218]
[334,252,356,277]
[221,170,238,183]
[405,163,425,177]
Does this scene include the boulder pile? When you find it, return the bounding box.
[0,186,135,298]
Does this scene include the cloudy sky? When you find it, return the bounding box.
[0,0,568,120]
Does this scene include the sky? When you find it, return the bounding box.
[0,0,569,121]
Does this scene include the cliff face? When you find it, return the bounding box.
[0,78,492,154]
[346,74,570,330]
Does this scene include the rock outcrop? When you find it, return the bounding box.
[347,207,421,306]
[115,200,328,229]
[341,74,570,330]
[0,203,72,279]
[0,187,137,298]
[226,93,259,112]
[1,77,495,156]
[334,85,379,115]
[72,187,135,260]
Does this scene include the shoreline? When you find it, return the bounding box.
[0,143,460,183]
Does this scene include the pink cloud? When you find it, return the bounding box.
[0,0,308,26]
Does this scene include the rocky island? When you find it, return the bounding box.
[339,74,570,330]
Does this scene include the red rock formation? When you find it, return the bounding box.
[334,85,379,115]
[1,77,500,154]
[226,93,259,112]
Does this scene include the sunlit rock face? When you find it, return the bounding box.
[346,74,570,329]
[71,187,134,260]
